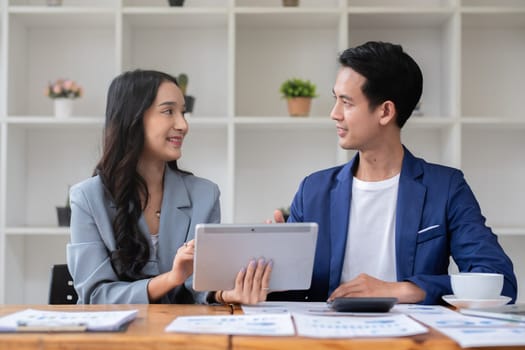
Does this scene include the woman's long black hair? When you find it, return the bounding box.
[95,69,186,281]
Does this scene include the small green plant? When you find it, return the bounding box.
[177,73,188,95]
[280,78,317,99]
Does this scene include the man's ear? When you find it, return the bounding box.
[378,100,396,126]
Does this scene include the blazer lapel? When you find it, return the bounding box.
[328,158,356,294]
[395,148,426,280]
[157,168,191,274]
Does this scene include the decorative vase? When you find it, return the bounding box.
[46,0,63,6]
[54,98,73,118]
[282,0,299,6]
[168,0,185,6]
[287,97,311,117]
[184,95,195,115]
[56,207,71,227]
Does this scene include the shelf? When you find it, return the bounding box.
[461,0,525,10]
[235,11,340,29]
[6,116,104,127]
[7,12,116,118]
[122,13,228,117]
[405,117,457,129]
[234,126,338,223]
[235,7,340,14]
[348,9,455,29]
[460,118,525,130]
[185,117,229,128]
[1,0,524,305]
[122,9,228,28]
[3,117,229,128]
[461,14,525,118]
[347,0,453,8]
[8,7,115,27]
[235,0,339,8]
[495,227,525,236]
[5,127,102,228]
[462,128,525,229]
[235,16,338,117]
[234,116,333,130]
[5,226,69,236]
[461,10,525,28]
[9,0,113,7]
[123,0,227,7]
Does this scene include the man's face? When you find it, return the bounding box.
[330,67,383,151]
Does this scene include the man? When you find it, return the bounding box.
[270,41,517,305]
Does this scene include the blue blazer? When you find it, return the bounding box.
[67,167,220,304]
[270,147,517,304]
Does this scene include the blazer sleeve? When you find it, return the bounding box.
[406,170,517,304]
[66,184,151,304]
[184,183,221,304]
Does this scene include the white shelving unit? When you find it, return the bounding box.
[0,0,523,304]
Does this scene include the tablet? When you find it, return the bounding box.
[193,223,318,291]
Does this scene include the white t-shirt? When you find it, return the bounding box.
[340,174,400,283]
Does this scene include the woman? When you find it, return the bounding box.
[67,69,271,304]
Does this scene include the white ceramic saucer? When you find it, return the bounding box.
[442,294,511,309]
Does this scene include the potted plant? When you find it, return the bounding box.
[56,187,71,227]
[46,79,83,118]
[280,78,317,117]
[282,0,299,6]
[177,73,195,115]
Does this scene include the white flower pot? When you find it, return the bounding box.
[54,98,74,119]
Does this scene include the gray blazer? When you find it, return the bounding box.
[66,167,220,304]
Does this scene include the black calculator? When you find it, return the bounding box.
[330,297,398,312]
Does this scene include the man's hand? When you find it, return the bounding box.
[265,209,285,224]
[273,209,285,223]
[328,273,426,304]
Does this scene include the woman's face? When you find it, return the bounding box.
[142,81,188,162]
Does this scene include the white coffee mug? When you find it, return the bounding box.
[450,272,503,299]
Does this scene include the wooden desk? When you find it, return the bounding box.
[1,304,523,350]
[0,304,231,350]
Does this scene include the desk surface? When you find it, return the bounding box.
[0,304,231,350]
[0,304,521,350]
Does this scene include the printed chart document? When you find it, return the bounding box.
[460,304,525,323]
[242,302,427,338]
[0,308,138,332]
[165,313,295,336]
[293,313,428,338]
[396,304,525,347]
